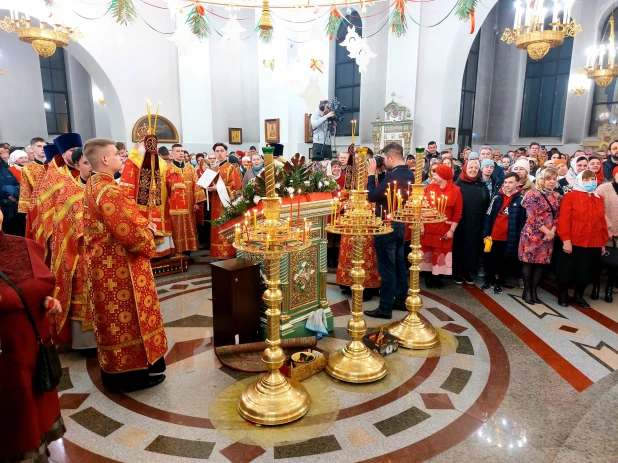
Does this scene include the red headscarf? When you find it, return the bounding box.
[434,165,453,182]
[458,160,479,183]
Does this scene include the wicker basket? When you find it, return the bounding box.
[280,350,326,381]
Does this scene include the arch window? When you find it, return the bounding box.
[458,32,481,149]
[589,8,618,136]
[520,19,573,138]
[40,49,71,135]
[334,14,362,137]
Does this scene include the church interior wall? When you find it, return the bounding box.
[65,52,95,141]
[2,0,616,154]
[0,22,48,144]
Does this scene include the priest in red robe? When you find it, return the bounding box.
[209,142,242,259]
[83,138,167,392]
[168,143,206,255]
[49,148,96,349]
[119,127,180,258]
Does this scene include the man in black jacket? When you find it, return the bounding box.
[605,141,618,181]
[364,143,414,319]
[480,173,526,294]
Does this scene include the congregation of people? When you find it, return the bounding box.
[1,129,618,462]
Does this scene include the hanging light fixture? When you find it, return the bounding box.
[501,0,581,61]
[583,13,618,88]
[0,6,82,58]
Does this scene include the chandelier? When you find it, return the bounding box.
[583,13,618,88]
[0,7,82,58]
[501,0,581,61]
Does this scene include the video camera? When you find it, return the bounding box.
[323,97,347,132]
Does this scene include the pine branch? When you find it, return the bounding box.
[186,6,210,40]
[390,0,407,38]
[455,0,478,22]
[259,28,273,44]
[106,0,137,26]
[325,9,342,41]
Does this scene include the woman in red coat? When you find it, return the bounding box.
[0,209,65,461]
[420,165,463,288]
[556,170,609,308]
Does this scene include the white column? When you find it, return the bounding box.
[178,41,214,152]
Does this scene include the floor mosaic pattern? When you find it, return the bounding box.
[47,257,618,462]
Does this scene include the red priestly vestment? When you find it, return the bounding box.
[83,172,167,373]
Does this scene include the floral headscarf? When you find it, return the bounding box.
[458,159,480,183]
[535,167,558,195]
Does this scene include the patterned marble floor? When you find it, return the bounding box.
[49,253,618,462]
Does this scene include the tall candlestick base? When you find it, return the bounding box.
[387,152,445,350]
[325,237,387,383]
[325,147,392,383]
[234,148,312,425]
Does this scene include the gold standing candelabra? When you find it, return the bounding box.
[232,147,312,425]
[387,148,446,349]
[325,147,392,383]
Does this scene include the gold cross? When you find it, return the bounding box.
[104,279,118,291]
[102,256,115,268]
[108,323,120,336]
[105,302,119,313]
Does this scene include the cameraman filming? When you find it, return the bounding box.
[311,100,337,159]
[364,143,415,319]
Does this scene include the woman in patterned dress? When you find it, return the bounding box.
[518,167,561,305]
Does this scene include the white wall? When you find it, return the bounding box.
[65,51,95,140]
[0,15,47,145]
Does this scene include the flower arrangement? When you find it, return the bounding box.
[212,154,337,227]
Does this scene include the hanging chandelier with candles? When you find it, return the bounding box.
[501,0,581,61]
[0,5,82,58]
[583,13,618,88]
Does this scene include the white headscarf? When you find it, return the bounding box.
[566,155,587,187]
[8,149,28,168]
[572,170,599,197]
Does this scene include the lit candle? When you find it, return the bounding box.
[444,196,448,213]
[235,225,240,243]
[153,101,161,134]
[599,45,607,68]
[266,234,271,248]
[552,0,559,27]
[146,100,151,130]
[290,193,294,221]
[253,208,258,229]
[514,0,523,29]
[351,120,356,145]
[245,225,250,244]
[610,42,616,68]
[524,1,532,29]
[297,189,301,224]
[392,181,397,212]
[564,0,574,25]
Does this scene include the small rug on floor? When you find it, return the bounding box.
[215,336,317,372]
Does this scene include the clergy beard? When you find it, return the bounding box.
[138,144,146,156]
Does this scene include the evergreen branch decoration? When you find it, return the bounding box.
[259,28,273,44]
[186,5,210,40]
[212,162,336,227]
[455,0,479,33]
[106,0,137,26]
[390,0,407,38]
[325,8,342,41]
